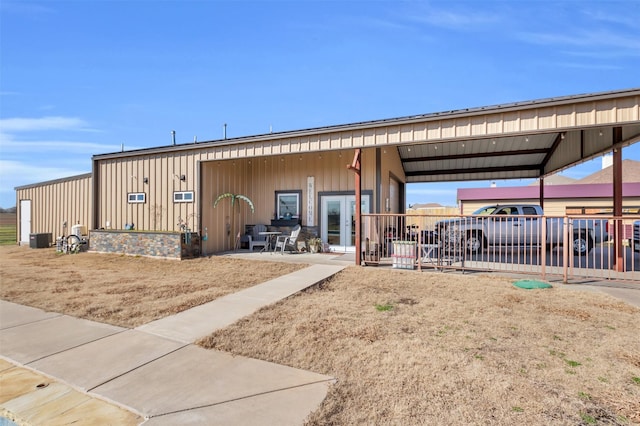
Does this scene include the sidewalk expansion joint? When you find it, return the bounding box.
[0,312,64,331]
[23,326,126,365]
[147,378,337,419]
[86,342,190,393]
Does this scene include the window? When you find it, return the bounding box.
[275,190,301,219]
[174,191,194,203]
[472,206,497,215]
[128,192,145,203]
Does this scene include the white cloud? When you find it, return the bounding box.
[409,6,501,30]
[555,62,622,71]
[518,29,640,52]
[581,9,639,28]
[0,160,90,208]
[0,160,87,178]
[0,2,54,16]
[0,116,92,132]
[0,132,120,155]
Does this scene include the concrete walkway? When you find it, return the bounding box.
[0,264,345,425]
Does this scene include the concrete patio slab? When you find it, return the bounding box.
[137,264,345,343]
[143,381,332,426]
[0,300,61,329]
[92,345,334,418]
[0,315,124,364]
[29,330,186,391]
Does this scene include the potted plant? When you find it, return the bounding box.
[308,237,322,253]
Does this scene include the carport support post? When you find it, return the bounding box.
[348,149,362,266]
[540,176,545,279]
[613,128,623,272]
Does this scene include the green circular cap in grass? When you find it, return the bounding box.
[513,279,552,289]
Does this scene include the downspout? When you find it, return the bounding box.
[91,158,100,231]
[540,158,547,280]
[198,160,204,256]
[376,148,381,213]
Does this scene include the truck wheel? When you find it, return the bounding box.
[465,232,485,254]
[573,234,593,256]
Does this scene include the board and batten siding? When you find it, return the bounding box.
[15,174,92,242]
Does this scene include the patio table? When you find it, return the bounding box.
[258,231,282,253]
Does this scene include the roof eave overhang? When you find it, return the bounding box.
[93,88,640,162]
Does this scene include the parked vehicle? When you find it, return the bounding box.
[634,220,640,252]
[435,204,608,256]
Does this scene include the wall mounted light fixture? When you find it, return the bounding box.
[180,175,186,181]
[143,177,149,184]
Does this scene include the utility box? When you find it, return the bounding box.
[71,224,87,236]
[392,241,416,270]
[29,233,52,249]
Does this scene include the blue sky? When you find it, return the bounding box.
[1,0,639,208]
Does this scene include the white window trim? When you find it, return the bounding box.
[128,192,146,204]
[174,191,194,203]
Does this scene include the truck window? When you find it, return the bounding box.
[522,206,537,215]
[472,206,497,215]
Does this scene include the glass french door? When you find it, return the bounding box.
[321,195,370,252]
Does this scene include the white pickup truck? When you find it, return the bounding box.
[435,204,608,256]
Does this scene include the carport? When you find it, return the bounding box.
[350,88,640,272]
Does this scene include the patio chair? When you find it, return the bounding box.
[274,224,301,254]
[248,224,269,251]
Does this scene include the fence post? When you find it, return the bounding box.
[541,217,546,280]
[562,216,569,284]
[417,225,422,272]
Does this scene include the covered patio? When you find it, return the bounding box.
[344,89,640,282]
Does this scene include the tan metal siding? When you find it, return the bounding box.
[96,146,395,253]
[197,148,385,253]
[380,147,406,213]
[16,175,92,241]
[96,153,200,233]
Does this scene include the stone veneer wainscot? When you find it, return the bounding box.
[90,230,183,259]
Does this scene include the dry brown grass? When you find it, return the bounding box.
[2,245,639,424]
[198,267,640,425]
[0,245,305,327]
